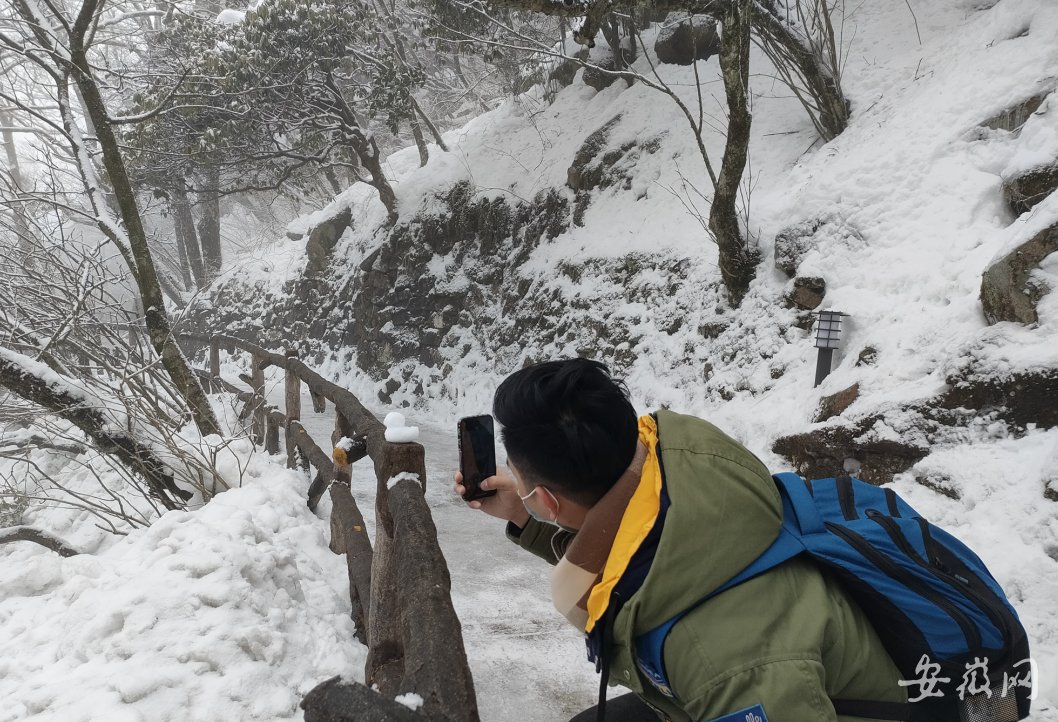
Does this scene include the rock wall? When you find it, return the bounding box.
[186,131,771,409]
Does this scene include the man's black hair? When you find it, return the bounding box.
[493,358,637,506]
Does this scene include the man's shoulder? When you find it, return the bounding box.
[653,408,769,478]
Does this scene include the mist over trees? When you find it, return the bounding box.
[0,0,847,530]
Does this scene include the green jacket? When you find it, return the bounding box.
[508,409,906,721]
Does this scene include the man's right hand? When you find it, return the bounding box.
[453,467,530,529]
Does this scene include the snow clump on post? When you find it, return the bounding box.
[383,411,419,443]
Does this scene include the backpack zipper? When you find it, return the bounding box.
[867,510,1013,658]
[914,516,1015,658]
[824,521,981,649]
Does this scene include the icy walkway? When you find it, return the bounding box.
[286,389,601,721]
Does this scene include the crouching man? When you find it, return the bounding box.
[455,358,907,722]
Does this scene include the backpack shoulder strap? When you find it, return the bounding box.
[773,471,825,535]
[633,474,810,698]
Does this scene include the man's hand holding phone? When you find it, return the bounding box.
[453,468,530,528]
[456,413,530,529]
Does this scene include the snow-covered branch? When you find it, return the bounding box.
[0,525,82,556]
[0,347,191,510]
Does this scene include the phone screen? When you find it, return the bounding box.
[458,414,497,502]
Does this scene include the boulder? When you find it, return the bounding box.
[774,220,822,277]
[786,276,826,310]
[856,346,878,367]
[567,114,623,192]
[305,207,352,274]
[1002,164,1058,216]
[980,221,1058,325]
[547,49,589,91]
[980,92,1048,133]
[654,14,721,66]
[581,51,624,91]
[941,363,1058,429]
[377,378,401,405]
[772,417,930,486]
[774,216,861,278]
[567,115,664,225]
[814,383,860,423]
[914,472,961,500]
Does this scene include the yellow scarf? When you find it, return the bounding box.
[583,415,662,633]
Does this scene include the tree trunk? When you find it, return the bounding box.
[410,114,430,168]
[171,209,193,290]
[1,112,32,261]
[351,132,398,224]
[377,18,448,158]
[452,54,490,113]
[196,167,223,281]
[323,167,343,195]
[64,44,221,438]
[411,96,449,152]
[321,74,399,223]
[709,0,759,306]
[157,269,188,309]
[172,178,206,287]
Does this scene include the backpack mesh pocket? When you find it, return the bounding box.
[958,685,1020,722]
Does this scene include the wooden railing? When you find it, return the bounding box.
[178,333,479,721]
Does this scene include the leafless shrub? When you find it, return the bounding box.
[753,0,851,142]
[0,209,248,534]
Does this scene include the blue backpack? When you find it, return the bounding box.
[633,473,1032,721]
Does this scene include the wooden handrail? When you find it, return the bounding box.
[208,334,386,458]
[181,332,477,719]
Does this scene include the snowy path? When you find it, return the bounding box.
[267,383,601,721]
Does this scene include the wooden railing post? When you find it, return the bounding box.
[284,349,301,420]
[389,457,480,721]
[285,348,301,468]
[265,411,281,455]
[365,440,425,696]
[250,353,266,443]
[328,468,372,644]
[332,411,353,476]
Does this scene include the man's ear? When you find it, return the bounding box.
[539,486,562,518]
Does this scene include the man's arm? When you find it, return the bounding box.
[505,517,574,566]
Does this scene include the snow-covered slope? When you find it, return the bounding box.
[4,0,1058,720]
[0,442,362,721]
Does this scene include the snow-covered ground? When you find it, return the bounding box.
[0,377,599,721]
[0,448,361,721]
